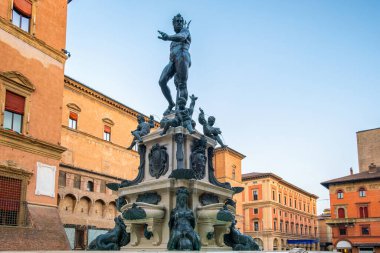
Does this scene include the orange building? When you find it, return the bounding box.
[321,165,380,253]
[0,0,69,250]
[242,172,319,251]
[58,76,159,249]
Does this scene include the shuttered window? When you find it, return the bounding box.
[4,91,25,133]
[12,0,32,32]
[103,125,111,141]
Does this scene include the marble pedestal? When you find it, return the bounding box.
[119,126,235,251]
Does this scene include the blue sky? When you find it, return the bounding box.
[65,0,380,212]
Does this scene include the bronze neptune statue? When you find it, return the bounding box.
[158,14,191,115]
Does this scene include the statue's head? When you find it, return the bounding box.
[172,13,184,33]
[137,114,145,123]
[176,187,189,207]
[208,116,215,126]
[177,97,187,109]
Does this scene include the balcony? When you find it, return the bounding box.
[325,218,355,226]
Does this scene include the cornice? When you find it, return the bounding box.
[215,146,246,159]
[243,200,318,219]
[0,128,66,160]
[0,71,35,93]
[64,77,160,128]
[59,163,124,182]
[243,173,318,199]
[0,161,33,178]
[0,17,67,64]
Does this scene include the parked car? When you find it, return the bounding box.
[289,248,307,253]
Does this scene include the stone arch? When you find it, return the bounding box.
[253,238,264,250]
[93,199,106,218]
[281,239,286,250]
[59,193,77,213]
[104,201,117,219]
[77,196,91,215]
[273,238,279,251]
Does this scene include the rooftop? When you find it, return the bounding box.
[321,165,380,189]
[242,172,318,199]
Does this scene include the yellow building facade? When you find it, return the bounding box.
[58,76,159,249]
[242,172,319,251]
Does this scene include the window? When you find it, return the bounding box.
[294,200,297,208]
[273,220,277,231]
[253,208,258,214]
[285,222,289,233]
[73,175,81,189]
[272,190,275,200]
[4,91,25,133]
[337,190,344,199]
[273,208,276,214]
[68,112,78,129]
[58,171,66,187]
[280,220,283,232]
[254,221,259,231]
[0,176,22,226]
[253,189,258,201]
[278,194,281,203]
[290,198,292,207]
[359,206,368,218]
[0,162,31,227]
[87,181,94,192]
[361,226,370,235]
[338,208,345,218]
[359,187,366,197]
[284,196,287,205]
[100,180,106,193]
[103,125,111,141]
[339,227,347,235]
[12,0,32,32]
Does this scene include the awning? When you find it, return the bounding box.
[337,240,352,249]
[287,239,319,244]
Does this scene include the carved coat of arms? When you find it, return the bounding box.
[149,143,169,179]
[190,136,207,180]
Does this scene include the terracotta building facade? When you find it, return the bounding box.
[242,172,319,251]
[321,165,380,253]
[0,0,70,250]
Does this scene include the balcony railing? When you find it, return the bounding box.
[325,218,355,226]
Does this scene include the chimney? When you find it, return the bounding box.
[350,167,353,175]
[368,163,377,174]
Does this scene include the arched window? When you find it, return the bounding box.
[338,207,345,218]
[337,190,344,199]
[87,181,94,192]
[12,0,32,32]
[359,187,366,197]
